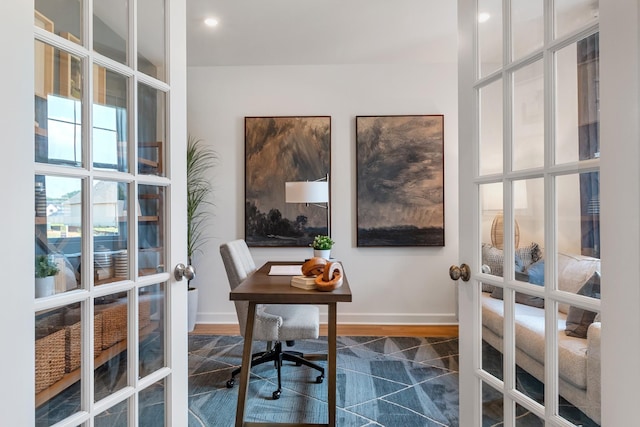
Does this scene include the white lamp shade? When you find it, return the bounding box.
[285,181,328,204]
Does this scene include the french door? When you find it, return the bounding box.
[0,0,187,425]
[457,1,640,426]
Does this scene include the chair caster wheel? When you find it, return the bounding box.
[316,375,324,384]
[226,379,235,388]
[272,390,281,400]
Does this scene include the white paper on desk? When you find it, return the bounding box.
[268,265,303,276]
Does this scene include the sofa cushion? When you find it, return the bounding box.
[481,242,542,293]
[565,271,601,338]
[482,293,589,389]
[557,253,600,314]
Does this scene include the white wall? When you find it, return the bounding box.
[187,63,459,325]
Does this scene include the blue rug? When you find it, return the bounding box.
[187,335,460,426]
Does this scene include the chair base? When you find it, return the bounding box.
[226,341,324,399]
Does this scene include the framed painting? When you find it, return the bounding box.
[245,116,331,247]
[356,115,444,246]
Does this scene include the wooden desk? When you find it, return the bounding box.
[229,261,352,427]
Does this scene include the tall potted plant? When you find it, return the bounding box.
[186,135,217,331]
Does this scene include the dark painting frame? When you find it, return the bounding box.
[245,116,331,247]
[356,115,444,247]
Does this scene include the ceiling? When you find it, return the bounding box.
[186,0,458,67]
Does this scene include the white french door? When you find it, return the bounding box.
[457,1,640,426]
[0,0,187,425]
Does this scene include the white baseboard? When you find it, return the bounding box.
[197,311,458,325]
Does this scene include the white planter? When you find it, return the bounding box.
[35,276,55,298]
[313,249,331,259]
[187,287,199,332]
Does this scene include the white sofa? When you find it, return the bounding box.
[481,246,601,424]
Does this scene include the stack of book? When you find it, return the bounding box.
[290,275,317,290]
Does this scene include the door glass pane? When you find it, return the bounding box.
[35,41,84,167]
[35,175,82,297]
[513,60,544,171]
[556,172,601,425]
[140,283,165,377]
[95,291,129,401]
[94,180,129,285]
[482,298,504,382]
[482,381,504,425]
[481,182,504,275]
[516,403,543,425]
[555,0,599,39]
[138,185,165,276]
[517,178,544,256]
[95,399,128,426]
[479,80,503,175]
[512,0,543,61]
[35,305,82,424]
[139,379,166,426]
[94,67,128,172]
[555,34,599,165]
[138,84,166,176]
[35,3,82,42]
[138,0,166,81]
[478,0,502,77]
[515,295,545,405]
[94,0,128,64]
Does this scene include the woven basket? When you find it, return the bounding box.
[64,313,103,373]
[139,296,152,329]
[35,328,66,394]
[98,299,127,350]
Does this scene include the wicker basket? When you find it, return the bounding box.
[35,328,66,394]
[64,313,103,373]
[98,299,127,350]
[139,295,152,329]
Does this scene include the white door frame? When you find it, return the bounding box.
[457,1,640,425]
[0,1,188,424]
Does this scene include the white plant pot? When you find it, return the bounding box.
[35,276,55,298]
[187,287,199,332]
[313,249,331,260]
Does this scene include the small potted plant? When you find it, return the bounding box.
[35,255,59,298]
[311,235,335,259]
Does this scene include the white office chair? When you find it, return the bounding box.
[219,239,324,399]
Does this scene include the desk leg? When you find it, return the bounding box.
[235,302,257,427]
[328,302,337,427]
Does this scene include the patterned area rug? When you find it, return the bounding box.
[188,335,460,426]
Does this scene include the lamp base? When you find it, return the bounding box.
[490,213,520,249]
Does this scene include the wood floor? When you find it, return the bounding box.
[190,323,458,337]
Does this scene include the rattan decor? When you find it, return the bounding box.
[65,313,103,373]
[35,328,66,394]
[490,213,520,249]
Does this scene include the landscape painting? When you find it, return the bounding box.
[245,116,331,247]
[356,115,444,246]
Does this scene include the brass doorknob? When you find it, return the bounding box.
[449,264,471,282]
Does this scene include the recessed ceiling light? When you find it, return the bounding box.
[478,13,491,23]
[204,17,219,27]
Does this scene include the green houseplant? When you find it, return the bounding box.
[186,135,217,331]
[35,255,59,298]
[311,235,334,250]
[311,235,334,259]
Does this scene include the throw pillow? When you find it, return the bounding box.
[490,286,545,308]
[565,271,601,338]
[490,269,544,308]
[526,259,545,285]
[515,242,542,267]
